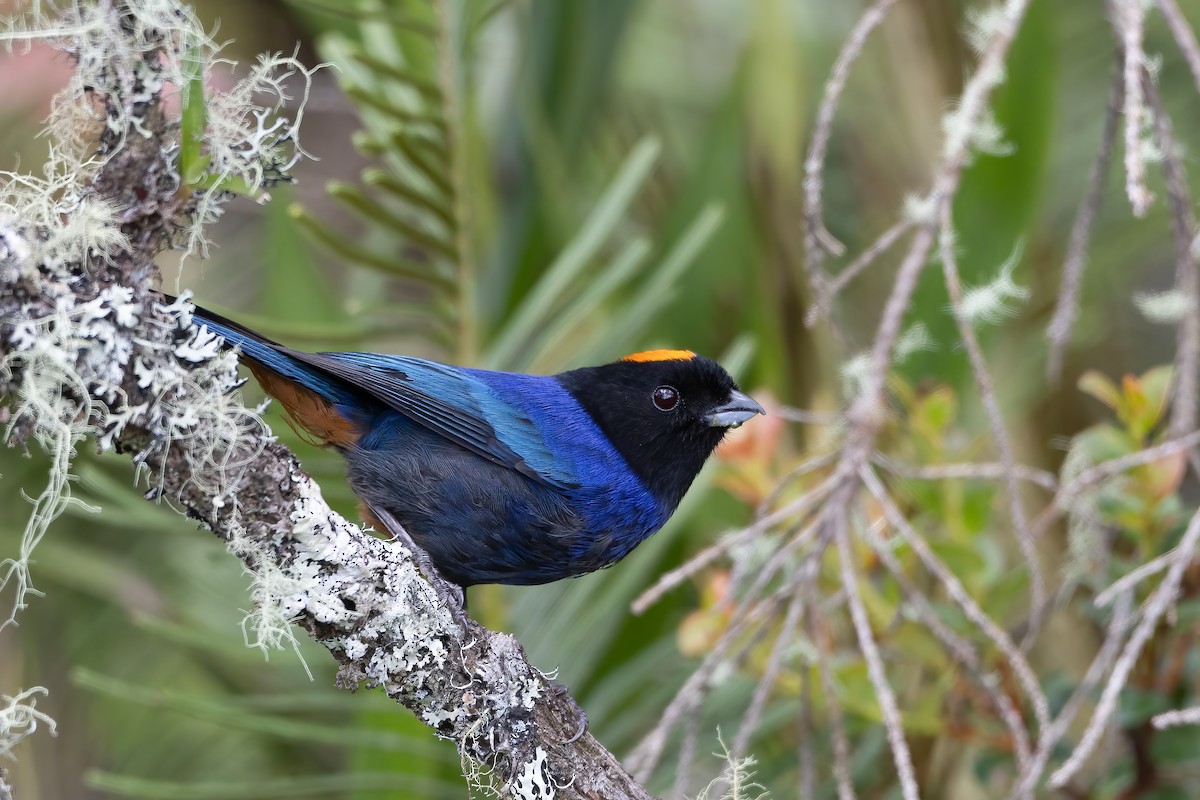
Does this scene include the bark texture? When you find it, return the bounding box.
[0,3,654,797]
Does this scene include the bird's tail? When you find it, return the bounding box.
[175,294,367,447]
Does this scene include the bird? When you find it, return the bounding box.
[182,299,765,589]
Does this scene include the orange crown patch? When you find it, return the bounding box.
[622,349,696,363]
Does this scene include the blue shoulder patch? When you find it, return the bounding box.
[295,352,581,490]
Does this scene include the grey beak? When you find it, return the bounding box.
[706,389,765,428]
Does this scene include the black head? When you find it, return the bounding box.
[556,350,765,511]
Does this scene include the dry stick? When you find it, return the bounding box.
[1012,592,1134,798]
[808,579,859,800]
[1157,0,1200,94]
[628,517,827,782]
[798,630,816,800]
[861,467,1051,736]
[833,506,921,800]
[632,471,839,615]
[631,589,790,784]
[938,207,1045,641]
[793,4,1029,793]
[701,591,809,800]
[1048,505,1200,787]
[670,707,702,800]
[726,508,830,608]
[837,0,1031,478]
[1143,77,1200,439]
[1120,0,1153,216]
[730,589,806,764]
[756,450,839,518]
[867,520,1033,775]
[821,51,1031,767]
[873,455,1059,492]
[1094,546,1191,608]
[1045,429,1200,529]
[1153,707,1200,729]
[806,219,916,328]
[1045,68,1123,382]
[802,0,901,276]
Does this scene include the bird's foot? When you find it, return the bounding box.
[364,502,466,613]
[549,680,589,744]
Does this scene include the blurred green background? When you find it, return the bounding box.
[4,0,1200,797]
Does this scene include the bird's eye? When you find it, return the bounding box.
[652,385,680,412]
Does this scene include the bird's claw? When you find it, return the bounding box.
[367,503,466,613]
[550,680,589,744]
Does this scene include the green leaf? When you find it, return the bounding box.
[484,136,662,369]
[1140,364,1175,431]
[74,669,444,754]
[179,46,208,186]
[1074,424,1138,463]
[587,203,726,363]
[86,771,462,799]
[927,538,988,582]
[1078,370,1121,410]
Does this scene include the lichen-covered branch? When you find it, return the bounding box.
[0,1,650,797]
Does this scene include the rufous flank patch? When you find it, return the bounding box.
[621,349,696,363]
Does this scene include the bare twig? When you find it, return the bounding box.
[834,508,920,800]
[1152,707,1200,729]
[840,0,1032,468]
[873,455,1059,492]
[798,635,816,800]
[1012,592,1134,797]
[938,207,1044,637]
[757,450,839,518]
[1094,547,1193,608]
[1142,76,1200,438]
[632,472,839,615]
[862,468,1051,736]
[1156,0,1200,100]
[627,583,790,782]
[1119,0,1153,216]
[868,517,1033,774]
[1048,506,1200,788]
[1049,429,1200,519]
[803,0,901,274]
[670,704,703,800]
[809,590,858,800]
[1046,67,1122,382]
[776,406,841,426]
[806,219,915,327]
[730,590,806,763]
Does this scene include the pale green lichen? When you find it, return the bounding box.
[693,733,769,800]
[839,322,934,401]
[1134,289,1192,324]
[0,686,56,794]
[0,1,318,785]
[955,243,1029,326]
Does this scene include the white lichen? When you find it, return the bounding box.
[0,7,319,791]
[1133,289,1192,324]
[964,4,1013,55]
[0,686,57,795]
[511,748,567,799]
[954,242,1029,326]
[693,733,769,800]
[902,192,937,226]
[839,323,934,401]
[944,104,1014,164]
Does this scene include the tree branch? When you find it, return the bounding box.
[0,2,650,796]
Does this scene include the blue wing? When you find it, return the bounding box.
[287,351,581,490]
